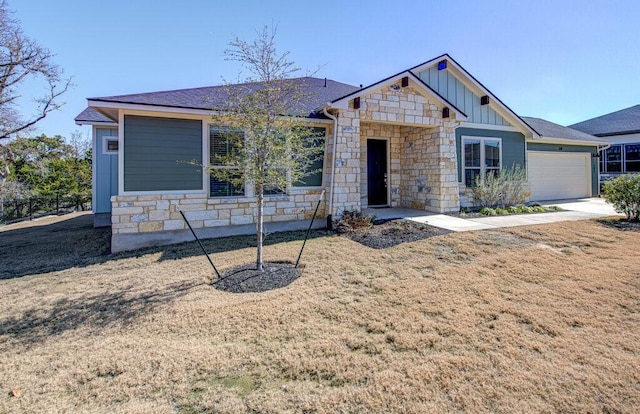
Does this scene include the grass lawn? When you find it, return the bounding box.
[0,213,639,413]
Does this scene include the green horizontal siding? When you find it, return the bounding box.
[456,127,525,182]
[527,142,599,196]
[124,115,202,192]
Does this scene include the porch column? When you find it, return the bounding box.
[331,109,361,215]
[424,122,460,213]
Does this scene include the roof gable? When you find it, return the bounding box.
[410,55,539,138]
[569,104,640,136]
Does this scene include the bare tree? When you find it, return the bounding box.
[0,0,71,139]
[67,130,90,159]
[210,26,323,271]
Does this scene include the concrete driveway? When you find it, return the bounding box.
[399,198,621,232]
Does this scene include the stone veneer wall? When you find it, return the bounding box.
[336,80,461,213]
[111,189,326,236]
[400,125,460,212]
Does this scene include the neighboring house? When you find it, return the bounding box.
[570,105,640,182]
[75,54,605,252]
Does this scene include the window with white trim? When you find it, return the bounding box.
[209,127,244,197]
[293,127,326,187]
[102,137,118,154]
[462,136,502,187]
[600,144,640,174]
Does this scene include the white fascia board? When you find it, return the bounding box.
[459,122,520,132]
[330,71,467,121]
[527,136,603,146]
[75,120,118,126]
[88,100,213,117]
[88,100,333,125]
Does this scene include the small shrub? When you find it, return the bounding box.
[471,164,528,208]
[479,207,497,216]
[335,210,375,233]
[603,174,640,221]
[506,206,519,214]
[533,206,546,213]
[494,208,507,215]
[546,206,563,212]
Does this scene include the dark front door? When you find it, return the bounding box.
[367,139,388,206]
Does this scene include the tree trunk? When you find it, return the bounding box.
[256,183,264,272]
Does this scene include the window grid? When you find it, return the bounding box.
[462,136,502,187]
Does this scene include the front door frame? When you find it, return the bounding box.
[366,137,390,207]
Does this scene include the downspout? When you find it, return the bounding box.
[323,104,338,229]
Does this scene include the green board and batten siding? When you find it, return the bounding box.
[124,115,203,192]
[527,142,599,196]
[455,127,526,183]
[418,67,512,126]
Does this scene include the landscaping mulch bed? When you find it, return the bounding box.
[343,219,450,249]
[214,261,301,293]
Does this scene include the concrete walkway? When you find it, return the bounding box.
[365,198,620,232]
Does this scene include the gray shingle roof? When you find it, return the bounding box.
[85,77,359,117]
[521,116,606,143]
[74,107,115,124]
[569,105,640,136]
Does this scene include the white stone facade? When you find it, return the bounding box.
[330,80,461,214]
[111,189,326,237]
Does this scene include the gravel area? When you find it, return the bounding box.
[214,261,301,293]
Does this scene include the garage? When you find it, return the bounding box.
[527,151,592,201]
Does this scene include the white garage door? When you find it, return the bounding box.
[528,151,591,201]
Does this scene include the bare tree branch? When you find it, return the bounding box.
[0,0,71,139]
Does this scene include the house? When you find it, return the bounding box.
[75,54,605,253]
[570,105,640,183]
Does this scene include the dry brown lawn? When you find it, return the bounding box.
[0,213,639,413]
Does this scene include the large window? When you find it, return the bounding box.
[600,144,640,174]
[209,127,244,197]
[293,127,326,187]
[601,145,622,173]
[462,137,502,187]
[625,144,640,172]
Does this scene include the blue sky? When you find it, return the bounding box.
[10,0,640,139]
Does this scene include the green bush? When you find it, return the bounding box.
[479,207,496,216]
[494,208,507,215]
[471,165,527,208]
[603,174,640,221]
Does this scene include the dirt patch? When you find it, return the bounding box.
[343,219,450,248]
[214,261,301,293]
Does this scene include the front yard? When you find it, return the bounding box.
[0,213,638,412]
